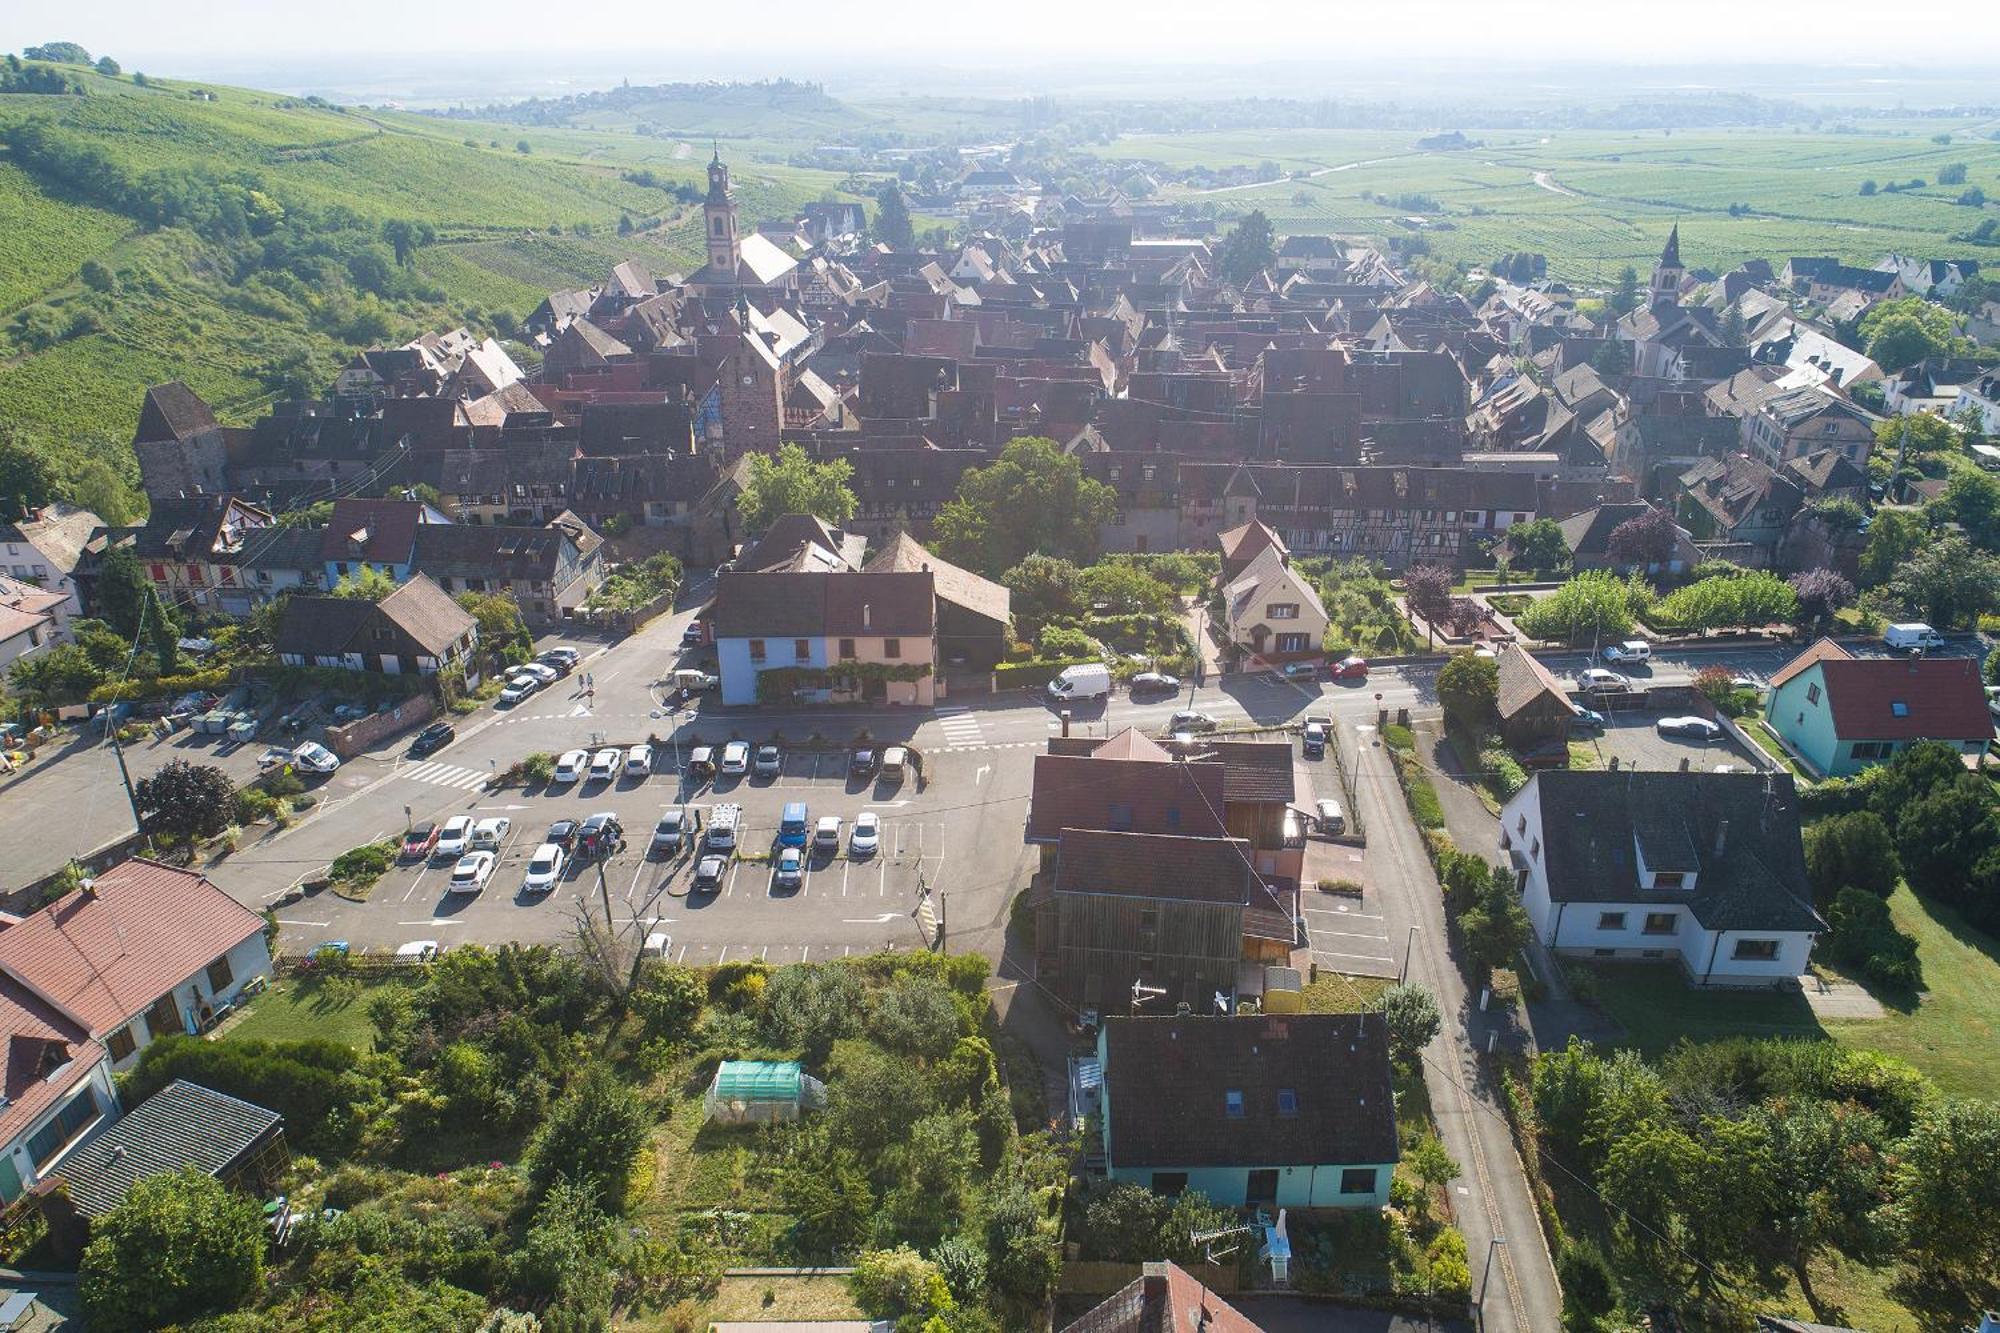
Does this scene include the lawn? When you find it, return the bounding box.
[222,974,395,1049]
[1739,703,1817,784]
[1580,962,1822,1057]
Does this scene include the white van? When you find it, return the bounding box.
[1884,623,1945,652]
[1047,663,1112,702]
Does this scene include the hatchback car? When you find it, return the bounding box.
[292,742,340,774]
[521,843,566,893]
[851,811,880,857]
[1570,706,1607,731]
[813,815,841,852]
[719,740,751,775]
[624,744,654,778]
[1131,671,1181,693]
[447,851,495,894]
[682,619,705,647]
[1578,667,1631,692]
[401,821,439,860]
[578,812,624,857]
[434,815,475,859]
[469,816,511,852]
[688,745,717,779]
[498,675,540,706]
[537,647,579,673]
[1282,661,1320,682]
[754,743,782,778]
[514,662,559,685]
[553,749,590,783]
[1657,716,1722,741]
[545,819,580,853]
[850,747,876,777]
[1331,656,1370,683]
[642,931,673,960]
[588,748,622,781]
[692,853,727,892]
[1602,641,1651,664]
[773,846,805,890]
[651,809,690,857]
[1314,798,1347,835]
[1302,721,1328,757]
[409,721,456,757]
[1169,709,1218,733]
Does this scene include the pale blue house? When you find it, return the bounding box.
[1097,1013,1397,1210]
[1766,638,1990,778]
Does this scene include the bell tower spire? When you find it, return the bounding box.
[1649,224,1684,307]
[705,148,739,278]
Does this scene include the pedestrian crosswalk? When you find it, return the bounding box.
[400,761,490,791]
[935,707,983,748]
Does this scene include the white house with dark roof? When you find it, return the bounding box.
[1222,546,1328,663]
[1500,770,1826,985]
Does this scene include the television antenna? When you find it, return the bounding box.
[1130,979,1167,1008]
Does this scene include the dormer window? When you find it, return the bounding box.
[1653,872,1686,890]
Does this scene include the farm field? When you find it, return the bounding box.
[1101,124,2000,282]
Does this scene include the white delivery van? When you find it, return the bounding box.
[1884,623,1946,652]
[1047,663,1113,702]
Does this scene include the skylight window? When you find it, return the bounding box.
[1891,701,1909,717]
[1225,1090,1245,1119]
[1276,1089,1298,1117]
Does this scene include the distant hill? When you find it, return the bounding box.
[431,78,874,141]
[0,62,850,515]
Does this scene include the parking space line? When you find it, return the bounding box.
[1314,948,1397,964]
[841,863,850,897]
[1310,926,1392,944]
[724,863,741,897]
[717,945,729,963]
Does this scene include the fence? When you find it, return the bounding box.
[326,693,435,758]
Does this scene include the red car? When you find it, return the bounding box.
[400,821,439,861]
[1331,656,1370,683]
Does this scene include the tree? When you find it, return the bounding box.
[456,590,533,668]
[1876,409,1963,460]
[93,545,166,641]
[1558,1241,1619,1321]
[331,565,398,601]
[1871,737,1975,822]
[1077,562,1174,617]
[879,1110,980,1249]
[1858,296,1961,371]
[1656,570,1798,633]
[1608,265,1640,315]
[1436,653,1498,732]
[737,442,858,533]
[1857,507,1928,587]
[1938,162,1969,186]
[761,962,866,1065]
[380,218,436,266]
[1403,562,1454,643]
[23,41,91,63]
[1787,567,1855,630]
[79,1165,263,1332]
[780,1131,874,1259]
[1894,1097,2000,1282]
[868,974,964,1060]
[134,759,237,843]
[1803,810,1901,902]
[1590,339,1633,378]
[933,437,1119,577]
[1894,774,1996,903]
[69,458,140,524]
[1606,505,1679,569]
[630,962,704,1040]
[1859,179,1877,196]
[1001,554,1085,633]
[1503,517,1570,571]
[983,1176,1060,1305]
[1216,209,1276,283]
[1940,469,2000,550]
[1516,570,1634,642]
[873,183,915,249]
[1377,982,1442,1066]
[1886,532,2000,627]
[1458,872,1529,980]
[526,1063,650,1213]
[93,55,120,76]
[507,1178,618,1331]
[7,643,103,711]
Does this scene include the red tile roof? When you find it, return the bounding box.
[0,860,264,1035]
[1767,636,1852,689]
[1818,655,1993,741]
[1060,1262,1265,1333]
[0,973,102,1152]
[319,498,425,565]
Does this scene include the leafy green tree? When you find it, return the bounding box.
[760,962,865,1064]
[68,457,142,524]
[630,962,704,1040]
[1515,570,1634,642]
[1377,982,1443,1067]
[93,55,120,76]
[1503,517,1570,571]
[1858,296,1961,370]
[7,642,103,710]
[79,1165,263,1332]
[1608,265,1640,314]
[737,442,858,532]
[379,218,436,266]
[1656,570,1799,632]
[1894,774,1996,902]
[456,589,532,668]
[878,1110,978,1249]
[1078,1181,1169,1261]
[507,1178,617,1332]
[1077,562,1174,617]
[828,1042,933,1159]
[873,183,916,249]
[23,41,91,63]
[525,1064,650,1213]
[868,973,964,1060]
[934,437,1119,577]
[1886,531,2000,626]
[1940,469,2000,550]
[330,565,398,601]
[1458,874,1530,980]
[1216,209,1276,283]
[1558,1240,1619,1321]
[1001,554,1086,633]
[1404,1133,1459,1220]
[1877,409,1965,459]
[1894,1097,2000,1282]
[134,759,237,842]
[982,1175,1060,1304]
[1857,507,1928,587]
[91,545,165,641]
[1870,738,1975,821]
[1751,1097,1896,1317]
[1802,810,1901,902]
[1435,653,1499,731]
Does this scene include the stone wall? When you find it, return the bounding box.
[326,693,434,758]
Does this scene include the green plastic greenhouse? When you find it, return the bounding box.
[704,1059,827,1124]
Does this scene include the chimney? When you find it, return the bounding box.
[862,603,872,629]
[79,878,97,900]
[1060,708,1071,738]
[1714,819,1729,857]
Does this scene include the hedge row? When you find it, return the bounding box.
[994,656,1097,689]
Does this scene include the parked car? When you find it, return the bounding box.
[1331,656,1370,683]
[514,663,558,685]
[850,746,877,777]
[642,931,673,960]
[1657,716,1722,741]
[522,843,566,893]
[553,749,590,783]
[706,804,741,852]
[1314,799,1347,836]
[651,809,690,857]
[1578,667,1631,692]
[447,851,495,894]
[670,669,717,698]
[1131,671,1181,693]
[498,675,540,706]
[1884,622,1945,653]
[1302,721,1328,757]
[1570,706,1607,731]
[588,748,622,781]
[720,740,751,776]
[1168,709,1218,733]
[1047,663,1113,702]
[779,801,810,847]
[292,742,340,774]
[851,811,880,857]
[434,815,475,860]
[774,846,805,890]
[469,816,511,852]
[880,747,908,782]
[688,745,717,780]
[624,744,654,777]
[400,822,439,861]
[693,853,727,892]
[682,619,706,648]
[408,721,456,757]
[754,743,783,778]
[1601,640,1651,664]
[394,940,440,964]
[578,812,624,857]
[1282,661,1319,682]
[540,646,581,668]
[814,815,841,852]
[545,819,580,853]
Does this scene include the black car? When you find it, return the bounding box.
[578,813,624,857]
[850,747,876,777]
[544,819,580,853]
[409,721,456,757]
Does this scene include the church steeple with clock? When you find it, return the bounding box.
[705,144,740,277]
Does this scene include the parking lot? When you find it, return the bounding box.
[1576,712,1763,774]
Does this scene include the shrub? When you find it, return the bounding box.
[852,1246,949,1320]
[329,840,394,886]
[233,786,277,824]
[520,751,555,785]
[1478,744,1527,801]
[1036,624,1099,659]
[1558,1238,1619,1317]
[1424,1226,1471,1299]
[1826,887,1922,991]
[1802,810,1900,902]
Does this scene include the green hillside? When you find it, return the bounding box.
[0,63,857,514]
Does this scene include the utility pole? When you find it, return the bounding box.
[1476,1236,1506,1329]
[106,589,155,843]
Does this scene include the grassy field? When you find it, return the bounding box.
[222,974,394,1048]
[1100,124,2000,283]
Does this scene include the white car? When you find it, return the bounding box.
[291,742,340,774]
[624,744,654,777]
[1168,709,1218,733]
[1578,667,1630,692]
[553,749,590,783]
[642,931,673,959]
[395,940,441,964]
[521,842,566,893]
[1657,716,1723,741]
[851,811,880,857]
[469,816,511,851]
[1601,641,1651,664]
[447,851,495,894]
[498,675,540,705]
[434,815,475,859]
[513,662,558,685]
[588,748,622,781]
[720,740,751,775]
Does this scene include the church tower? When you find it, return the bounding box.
[705,146,740,277]
[1649,224,1684,307]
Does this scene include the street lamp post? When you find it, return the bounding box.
[1399,925,1421,985]
[1476,1236,1506,1328]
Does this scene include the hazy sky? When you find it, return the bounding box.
[8,0,1998,70]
